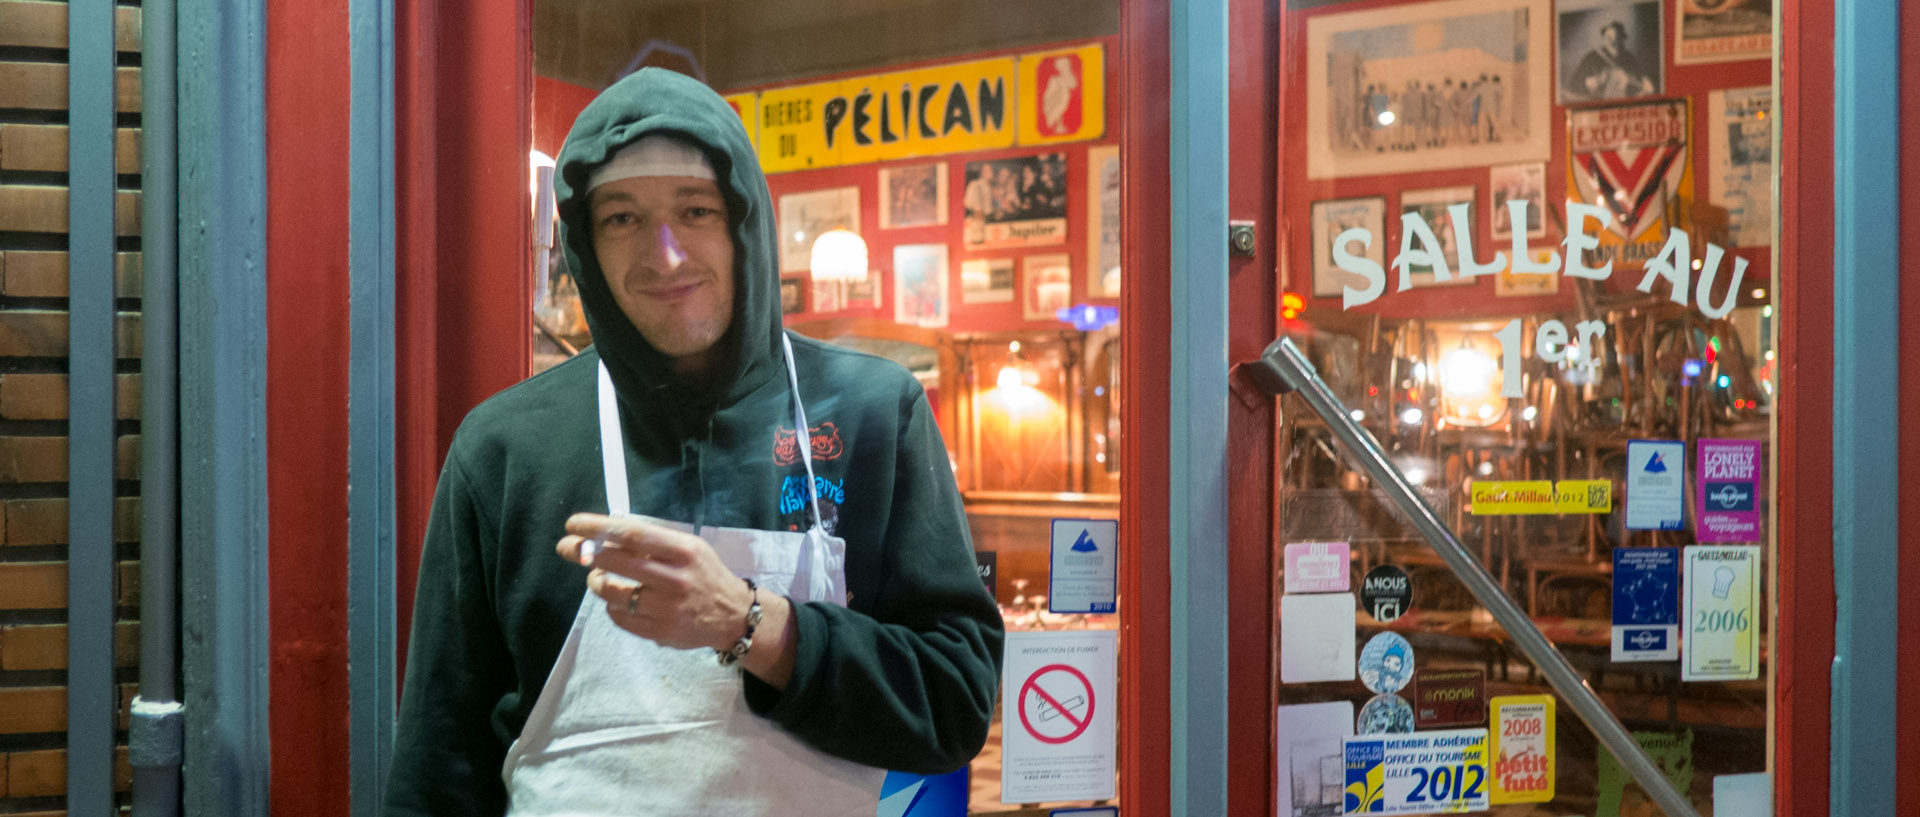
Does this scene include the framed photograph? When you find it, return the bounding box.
[892,244,949,328]
[779,275,806,315]
[1557,0,1664,105]
[1086,146,1122,298]
[962,153,1068,248]
[844,276,881,310]
[1022,253,1073,322]
[1496,250,1560,297]
[1398,187,1475,287]
[1708,86,1771,247]
[1306,0,1551,179]
[1676,0,1770,64]
[1309,197,1386,299]
[1489,163,1548,240]
[961,258,1016,304]
[879,163,948,229]
[779,187,860,272]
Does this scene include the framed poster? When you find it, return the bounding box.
[779,275,805,315]
[892,244,949,328]
[1022,254,1072,322]
[963,153,1069,248]
[1489,162,1548,240]
[779,187,860,272]
[1397,186,1475,287]
[1557,0,1664,104]
[960,257,1016,304]
[1309,197,1386,299]
[1707,86,1772,248]
[1085,145,1121,297]
[1305,0,1551,179]
[1676,0,1771,64]
[879,162,948,229]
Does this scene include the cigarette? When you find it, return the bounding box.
[579,538,602,566]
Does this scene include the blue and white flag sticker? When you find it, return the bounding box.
[1356,692,1416,735]
[1358,631,1415,695]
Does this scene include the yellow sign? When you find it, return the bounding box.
[723,92,758,149]
[1016,45,1106,146]
[1554,479,1613,514]
[1469,481,1557,515]
[1489,695,1555,804]
[755,58,1016,173]
[1472,479,1612,515]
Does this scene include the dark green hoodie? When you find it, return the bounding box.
[385,68,1003,815]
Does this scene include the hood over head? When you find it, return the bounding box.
[555,68,783,419]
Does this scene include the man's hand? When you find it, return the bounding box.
[555,513,798,687]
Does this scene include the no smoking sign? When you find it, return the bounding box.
[1018,664,1095,744]
[1001,630,1117,802]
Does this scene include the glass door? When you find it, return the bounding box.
[1269,0,1777,812]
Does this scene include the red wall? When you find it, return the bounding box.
[746,40,1121,335]
[535,74,599,158]
[1279,0,1770,322]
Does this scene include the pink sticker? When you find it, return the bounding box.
[1284,541,1351,593]
[1696,439,1761,542]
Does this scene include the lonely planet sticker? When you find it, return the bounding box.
[1697,438,1761,542]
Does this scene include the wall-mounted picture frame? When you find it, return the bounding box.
[893,244,950,328]
[1022,253,1073,322]
[1557,0,1664,104]
[1398,186,1476,287]
[779,275,806,315]
[779,186,860,272]
[961,258,1016,304]
[1086,145,1121,298]
[1309,197,1387,299]
[1675,0,1770,65]
[1489,162,1549,240]
[962,154,1069,248]
[1306,0,1552,179]
[879,163,948,229]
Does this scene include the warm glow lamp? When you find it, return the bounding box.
[809,229,869,283]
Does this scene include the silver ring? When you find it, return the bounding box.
[626,583,643,615]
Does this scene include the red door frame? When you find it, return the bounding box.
[1900,1,1920,807]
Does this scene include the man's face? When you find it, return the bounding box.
[1602,26,1624,50]
[589,175,736,375]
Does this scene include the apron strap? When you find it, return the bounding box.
[597,361,630,517]
[780,332,826,532]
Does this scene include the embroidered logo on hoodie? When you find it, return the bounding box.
[773,422,846,465]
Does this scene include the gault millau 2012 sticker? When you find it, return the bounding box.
[1342,728,1490,814]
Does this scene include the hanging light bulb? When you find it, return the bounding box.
[809,228,869,283]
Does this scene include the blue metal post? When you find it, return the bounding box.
[1830,0,1900,814]
[1168,0,1230,813]
[177,0,273,813]
[348,0,401,812]
[66,0,118,811]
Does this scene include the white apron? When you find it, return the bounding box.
[502,333,887,816]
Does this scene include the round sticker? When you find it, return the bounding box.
[1361,564,1413,622]
[1357,693,1416,734]
[1358,631,1415,694]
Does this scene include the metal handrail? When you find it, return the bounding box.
[1246,336,1702,817]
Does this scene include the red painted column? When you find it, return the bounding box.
[265,0,353,811]
[1898,2,1919,808]
[1227,0,1281,811]
[394,0,534,672]
[1120,0,1172,813]
[1775,0,1835,812]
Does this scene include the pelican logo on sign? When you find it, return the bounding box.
[1035,55,1083,137]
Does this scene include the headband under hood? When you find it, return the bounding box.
[555,68,783,418]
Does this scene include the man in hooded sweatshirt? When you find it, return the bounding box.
[384,68,1005,815]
